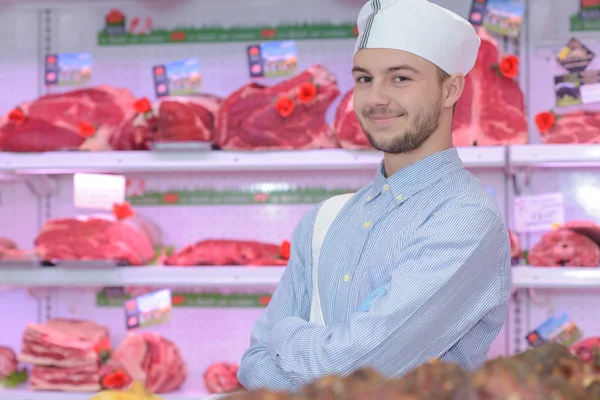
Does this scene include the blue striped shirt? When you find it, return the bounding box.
[237,147,511,392]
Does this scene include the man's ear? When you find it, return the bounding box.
[443,74,465,108]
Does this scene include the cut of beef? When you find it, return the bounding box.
[110,94,222,150]
[30,363,101,392]
[34,215,155,266]
[0,85,137,152]
[509,230,522,263]
[528,228,600,267]
[204,362,241,394]
[0,346,17,378]
[452,27,528,147]
[214,64,341,150]
[101,332,187,393]
[19,319,109,367]
[333,89,371,150]
[539,110,600,144]
[164,239,282,266]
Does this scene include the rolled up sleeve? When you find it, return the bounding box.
[266,204,511,387]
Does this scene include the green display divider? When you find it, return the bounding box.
[97,290,272,308]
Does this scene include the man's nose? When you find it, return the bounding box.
[365,82,392,107]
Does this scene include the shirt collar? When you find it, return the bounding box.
[368,148,464,203]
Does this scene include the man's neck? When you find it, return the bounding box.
[382,131,453,178]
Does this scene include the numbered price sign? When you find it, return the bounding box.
[513,192,565,233]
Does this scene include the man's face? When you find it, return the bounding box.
[352,48,446,154]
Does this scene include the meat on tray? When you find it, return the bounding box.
[332,89,371,150]
[452,27,528,147]
[529,225,600,267]
[0,237,37,263]
[164,239,285,266]
[34,215,155,266]
[101,332,187,394]
[0,346,18,379]
[204,362,241,394]
[213,64,341,150]
[111,94,222,150]
[30,363,101,392]
[0,85,138,152]
[539,110,600,144]
[19,319,109,368]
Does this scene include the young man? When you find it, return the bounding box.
[237,0,511,392]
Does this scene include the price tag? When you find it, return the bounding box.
[526,312,583,348]
[125,289,172,330]
[73,173,126,210]
[152,58,202,98]
[247,40,298,78]
[513,192,565,233]
[45,53,92,86]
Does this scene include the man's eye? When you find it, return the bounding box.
[357,76,372,83]
[394,76,409,82]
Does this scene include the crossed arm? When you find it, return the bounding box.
[237,203,510,391]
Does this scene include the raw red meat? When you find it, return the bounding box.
[111,94,222,150]
[332,89,371,149]
[0,346,17,378]
[562,220,600,246]
[509,230,522,261]
[34,215,155,266]
[452,27,528,146]
[214,64,341,150]
[101,332,187,393]
[19,319,109,368]
[164,239,283,266]
[204,362,241,394]
[0,85,137,152]
[539,110,600,144]
[528,228,600,267]
[30,363,101,392]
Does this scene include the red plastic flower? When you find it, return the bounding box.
[77,122,96,138]
[8,107,25,125]
[535,111,556,133]
[275,97,294,118]
[499,55,519,78]
[101,370,129,389]
[280,240,291,260]
[133,97,152,114]
[112,202,135,220]
[298,82,318,104]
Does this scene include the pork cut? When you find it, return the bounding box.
[452,27,528,146]
[0,346,17,378]
[164,239,283,266]
[110,94,222,150]
[539,110,600,144]
[101,332,187,393]
[204,362,241,394]
[528,228,600,267]
[214,64,341,150]
[34,215,155,266]
[332,89,371,150]
[19,319,109,368]
[0,85,137,152]
[30,363,101,392]
[509,230,522,264]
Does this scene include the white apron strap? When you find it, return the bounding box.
[310,193,354,326]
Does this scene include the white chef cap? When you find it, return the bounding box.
[353,0,481,76]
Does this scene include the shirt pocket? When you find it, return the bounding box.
[357,285,387,312]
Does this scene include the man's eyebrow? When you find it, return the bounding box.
[351,64,420,74]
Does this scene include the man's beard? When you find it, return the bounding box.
[359,100,442,154]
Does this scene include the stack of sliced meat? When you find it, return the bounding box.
[164,239,287,266]
[100,332,187,393]
[18,319,109,392]
[0,346,18,379]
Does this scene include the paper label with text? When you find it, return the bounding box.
[514,192,565,233]
[73,173,126,210]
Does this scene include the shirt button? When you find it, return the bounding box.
[343,273,351,282]
[396,194,404,201]
[363,220,372,229]
[383,184,390,191]
[366,195,373,201]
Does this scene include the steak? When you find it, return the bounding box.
[332,89,371,149]
[0,346,17,378]
[110,94,222,150]
[214,64,341,150]
[528,227,600,267]
[0,85,137,152]
[34,215,155,266]
[540,110,600,143]
[19,319,109,368]
[101,332,187,393]
[204,362,241,394]
[29,363,101,392]
[452,27,528,146]
[164,239,283,266]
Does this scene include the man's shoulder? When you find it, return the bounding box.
[437,170,503,218]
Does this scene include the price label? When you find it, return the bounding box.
[247,40,298,78]
[125,289,172,330]
[45,53,92,86]
[513,192,565,233]
[73,173,126,210]
[153,58,202,98]
[526,312,583,348]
